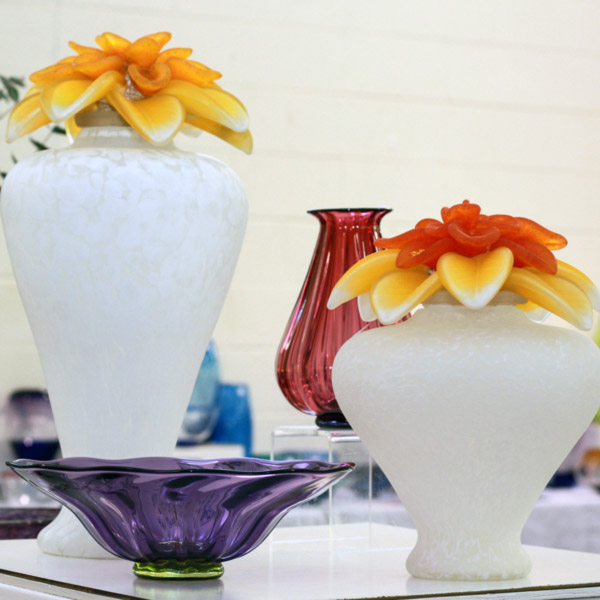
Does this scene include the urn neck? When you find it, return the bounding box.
[416,290,533,328]
[72,107,176,151]
[70,125,176,151]
[424,290,526,307]
[75,107,128,129]
[415,293,533,329]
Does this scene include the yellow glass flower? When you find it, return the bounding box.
[328,201,600,330]
[5,32,252,152]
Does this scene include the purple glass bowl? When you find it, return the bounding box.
[7,457,354,579]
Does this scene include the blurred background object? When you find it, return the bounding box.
[176,342,253,458]
[210,383,253,457]
[0,506,59,540]
[177,341,221,446]
[5,389,59,461]
[2,1,600,455]
[0,389,61,517]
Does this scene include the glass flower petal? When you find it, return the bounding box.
[179,122,203,138]
[516,301,551,323]
[107,88,184,145]
[6,93,51,143]
[184,114,252,154]
[511,217,567,250]
[30,63,78,84]
[125,37,161,68]
[537,273,593,330]
[396,236,457,268]
[144,32,172,50]
[480,214,520,235]
[436,247,514,309]
[65,114,82,142]
[168,58,221,85]
[503,268,593,330]
[24,84,44,99]
[357,292,377,322]
[555,260,600,311]
[68,41,104,56]
[95,32,130,56]
[73,55,125,79]
[492,237,557,273]
[157,81,248,132]
[156,48,193,63]
[41,71,125,122]
[327,249,404,310]
[371,271,442,325]
[447,222,500,248]
[442,200,481,228]
[128,63,171,96]
[374,227,431,249]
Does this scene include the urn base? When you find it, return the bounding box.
[406,530,531,581]
[37,508,115,559]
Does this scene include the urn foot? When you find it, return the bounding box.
[406,530,531,581]
[37,507,115,559]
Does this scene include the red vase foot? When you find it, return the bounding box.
[315,412,351,429]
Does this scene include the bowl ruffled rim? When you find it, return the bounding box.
[6,456,355,475]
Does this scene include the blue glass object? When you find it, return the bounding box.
[210,384,252,456]
[178,341,221,445]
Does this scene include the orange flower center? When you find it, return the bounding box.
[375,200,567,274]
[29,32,222,98]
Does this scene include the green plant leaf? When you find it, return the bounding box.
[52,126,66,135]
[30,139,48,151]
[9,77,25,87]
[1,76,20,103]
[10,153,18,164]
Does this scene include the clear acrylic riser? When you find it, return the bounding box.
[271,425,414,534]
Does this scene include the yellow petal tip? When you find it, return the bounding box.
[437,248,514,309]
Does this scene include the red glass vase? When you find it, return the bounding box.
[276,208,391,428]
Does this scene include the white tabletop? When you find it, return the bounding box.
[1,524,600,600]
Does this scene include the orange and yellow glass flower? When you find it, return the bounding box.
[5,32,252,152]
[328,200,600,330]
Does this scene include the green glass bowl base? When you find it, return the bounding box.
[133,558,224,579]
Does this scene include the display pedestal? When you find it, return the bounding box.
[3,526,600,600]
[271,425,404,529]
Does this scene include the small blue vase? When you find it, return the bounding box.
[177,341,221,445]
[210,384,252,457]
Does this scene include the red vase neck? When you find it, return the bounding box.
[308,208,391,229]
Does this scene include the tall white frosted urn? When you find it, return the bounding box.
[332,294,600,580]
[1,124,248,556]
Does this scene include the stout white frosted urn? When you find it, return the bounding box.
[332,293,600,581]
[1,125,248,557]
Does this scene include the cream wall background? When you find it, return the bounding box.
[0,0,599,454]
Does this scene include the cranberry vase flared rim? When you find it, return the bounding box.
[307,207,391,214]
